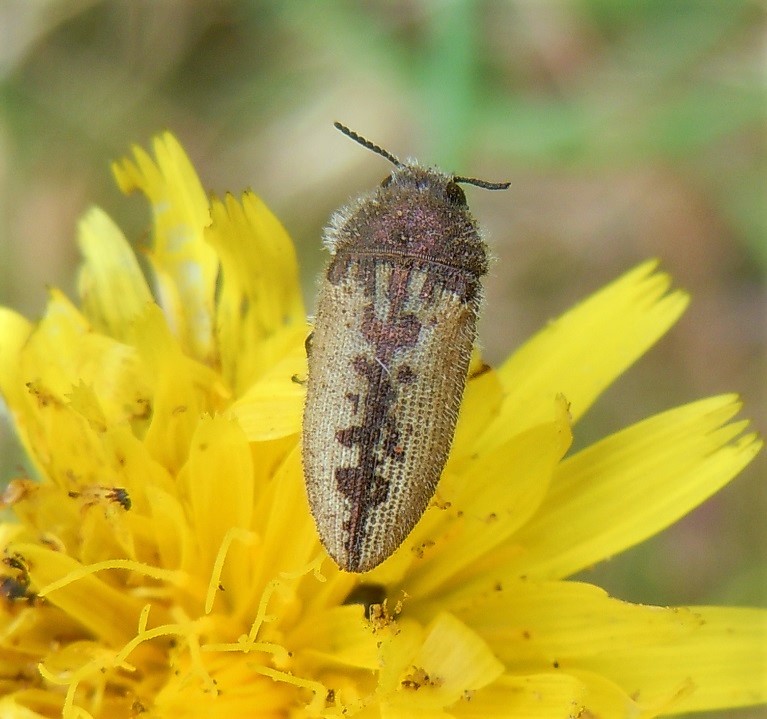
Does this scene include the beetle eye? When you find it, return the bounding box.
[445,181,466,205]
[380,174,393,188]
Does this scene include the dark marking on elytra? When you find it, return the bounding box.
[328,256,481,569]
[335,426,362,447]
[387,264,411,313]
[345,392,361,414]
[396,365,416,384]
[360,306,421,364]
[327,258,349,285]
[330,253,480,305]
[332,263,426,565]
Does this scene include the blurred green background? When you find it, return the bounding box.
[0,2,764,713]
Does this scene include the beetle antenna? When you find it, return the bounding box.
[453,175,511,191]
[334,122,401,167]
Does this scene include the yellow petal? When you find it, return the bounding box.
[506,395,761,579]
[0,307,33,448]
[411,612,504,694]
[450,359,505,465]
[144,483,196,572]
[588,605,767,715]
[206,193,305,394]
[12,290,153,442]
[248,447,320,592]
[458,673,585,718]
[0,695,65,719]
[569,669,657,719]
[153,654,293,717]
[0,308,32,384]
[9,347,145,503]
[439,579,767,715]
[385,397,571,595]
[381,705,450,719]
[112,132,217,362]
[289,604,379,670]
[76,206,153,340]
[179,416,254,609]
[477,261,688,451]
[129,304,226,473]
[380,613,503,715]
[15,543,161,647]
[228,329,307,441]
[425,580,694,668]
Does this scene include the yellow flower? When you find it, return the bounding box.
[0,132,764,719]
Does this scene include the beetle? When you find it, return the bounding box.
[302,123,509,572]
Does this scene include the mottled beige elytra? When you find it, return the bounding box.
[302,124,508,573]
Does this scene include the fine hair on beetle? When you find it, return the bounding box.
[302,122,510,573]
